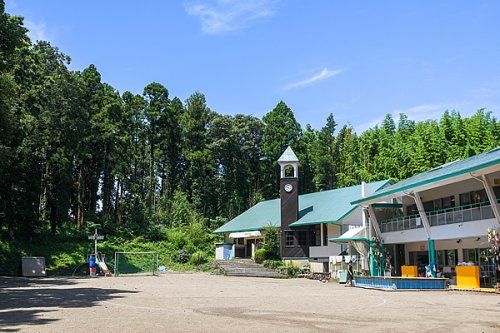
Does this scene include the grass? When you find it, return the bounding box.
[0,233,217,276]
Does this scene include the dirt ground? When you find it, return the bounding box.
[0,273,498,333]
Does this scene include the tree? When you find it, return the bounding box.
[261,101,302,198]
[311,114,336,190]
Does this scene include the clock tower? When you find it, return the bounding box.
[277,146,301,257]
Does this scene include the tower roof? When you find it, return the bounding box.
[277,146,299,163]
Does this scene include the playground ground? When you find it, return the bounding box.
[0,273,498,333]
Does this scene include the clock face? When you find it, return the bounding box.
[284,184,293,193]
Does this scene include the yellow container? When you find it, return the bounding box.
[456,265,480,289]
[401,265,418,277]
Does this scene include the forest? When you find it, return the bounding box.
[1,3,499,273]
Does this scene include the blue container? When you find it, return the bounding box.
[89,255,96,268]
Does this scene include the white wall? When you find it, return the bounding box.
[310,243,342,258]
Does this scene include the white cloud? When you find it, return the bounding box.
[396,103,446,121]
[284,68,344,90]
[355,103,446,133]
[24,20,50,42]
[185,0,274,34]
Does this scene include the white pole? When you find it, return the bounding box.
[320,224,324,247]
[94,228,98,257]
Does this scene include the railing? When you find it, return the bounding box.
[380,214,424,233]
[380,200,498,233]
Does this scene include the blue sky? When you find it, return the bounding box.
[6,0,500,132]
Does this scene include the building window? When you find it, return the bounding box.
[407,204,418,215]
[296,231,307,246]
[285,231,295,247]
[313,225,321,246]
[435,196,455,210]
[460,192,471,205]
[446,249,457,267]
[471,190,486,204]
[494,186,500,200]
[463,248,478,263]
[460,189,488,205]
[423,200,434,211]
[433,198,442,210]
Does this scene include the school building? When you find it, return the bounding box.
[355,146,500,285]
[215,146,500,285]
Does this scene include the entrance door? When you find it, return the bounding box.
[410,251,429,277]
[395,244,405,276]
[246,239,255,258]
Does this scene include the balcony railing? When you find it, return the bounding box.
[380,200,498,233]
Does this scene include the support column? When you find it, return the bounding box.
[367,205,383,239]
[320,223,324,247]
[365,206,381,276]
[412,192,436,277]
[369,243,378,276]
[427,239,436,277]
[481,174,500,227]
[412,192,432,239]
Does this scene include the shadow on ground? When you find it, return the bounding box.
[0,277,135,332]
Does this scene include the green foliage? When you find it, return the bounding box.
[261,259,299,278]
[170,191,196,227]
[262,259,282,269]
[173,250,190,263]
[254,249,266,263]
[260,225,280,259]
[190,251,208,265]
[278,264,300,278]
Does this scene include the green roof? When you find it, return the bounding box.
[352,146,500,205]
[277,146,299,163]
[214,179,391,234]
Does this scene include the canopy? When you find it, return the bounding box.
[228,231,262,238]
[329,226,368,243]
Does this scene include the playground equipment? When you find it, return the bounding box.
[73,229,158,277]
[88,228,112,277]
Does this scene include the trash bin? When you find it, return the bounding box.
[338,271,347,284]
[89,255,96,277]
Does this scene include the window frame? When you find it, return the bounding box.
[284,231,295,248]
[296,231,307,246]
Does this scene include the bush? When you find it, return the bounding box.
[279,264,300,278]
[262,259,282,269]
[167,229,188,249]
[261,225,280,259]
[190,251,207,265]
[254,249,266,263]
[144,223,167,241]
[173,249,190,263]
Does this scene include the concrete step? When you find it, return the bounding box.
[225,272,283,278]
[217,263,263,269]
[216,260,284,279]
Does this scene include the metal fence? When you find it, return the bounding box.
[380,202,497,233]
